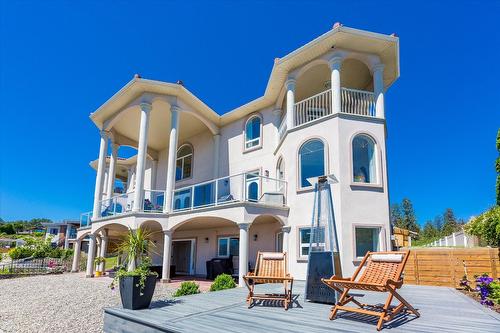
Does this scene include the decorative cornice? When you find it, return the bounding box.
[139,102,153,113]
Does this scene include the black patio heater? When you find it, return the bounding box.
[305,175,342,304]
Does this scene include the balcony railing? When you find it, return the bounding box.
[292,87,376,128]
[80,173,287,225]
[172,173,287,212]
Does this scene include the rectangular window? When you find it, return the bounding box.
[218,237,239,257]
[299,227,325,258]
[355,227,381,258]
[49,228,58,235]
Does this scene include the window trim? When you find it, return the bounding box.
[297,137,329,191]
[217,236,239,258]
[296,225,326,261]
[243,113,263,153]
[349,132,383,188]
[352,224,386,261]
[175,143,194,183]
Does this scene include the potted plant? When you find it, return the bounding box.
[94,256,106,277]
[110,227,158,310]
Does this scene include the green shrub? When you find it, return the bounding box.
[465,206,500,246]
[210,274,236,292]
[174,281,200,297]
[8,246,34,259]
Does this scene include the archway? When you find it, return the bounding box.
[248,215,285,269]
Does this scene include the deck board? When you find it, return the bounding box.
[104,281,500,333]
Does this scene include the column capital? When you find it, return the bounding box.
[238,223,251,231]
[88,233,96,240]
[99,130,110,139]
[170,104,181,113]
[282,226,291,233]
[371,63,385,74]
[163,230,173,236]
[328,55,343,70]
[285,78,296,90]
[139,102,153,113]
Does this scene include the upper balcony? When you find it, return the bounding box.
[277,54,386,142]
[80,172,287,226]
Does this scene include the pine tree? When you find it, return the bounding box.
[422,220,438,240]
[390,203,404,228]
[402,198,419,233]
[442,208,460,236]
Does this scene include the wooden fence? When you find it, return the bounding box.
[404,248,500,287]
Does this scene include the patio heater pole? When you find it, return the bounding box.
[305,175,342,304]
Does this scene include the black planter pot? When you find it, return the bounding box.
[119,275,157,310]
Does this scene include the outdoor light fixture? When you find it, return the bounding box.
[253,234,258,241]
[205,237,209,243]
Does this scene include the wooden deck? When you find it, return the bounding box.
[104,281,500,333]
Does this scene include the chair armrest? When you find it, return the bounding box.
[323,275,350,281]
[386,279,403,288]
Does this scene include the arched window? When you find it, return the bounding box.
[298,139,325,188]
[245,115,262,149]
[176,144,193,181]
[352,135,376,184]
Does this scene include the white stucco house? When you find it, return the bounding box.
[73,23,399,286]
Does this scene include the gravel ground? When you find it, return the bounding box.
[0,273,175,333]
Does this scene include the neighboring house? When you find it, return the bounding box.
[44,221,80,249]
[75,24,399,285]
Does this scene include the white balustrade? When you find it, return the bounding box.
[340,87,376,117]
[294,89,332,127]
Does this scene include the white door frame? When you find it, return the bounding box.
[172,238,196,275]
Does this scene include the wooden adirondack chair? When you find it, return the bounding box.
[243,252,294,310]
[321,250,420,331]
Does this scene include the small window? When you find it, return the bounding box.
[355,227,381,258]
[276,157,285,192]
[176,144,193,181]
[218,237,239,257]
[352,135,376,184]
[298,139,325,188]
[245,116,262,150]
[299,227,325,258]
[49,228,58,235]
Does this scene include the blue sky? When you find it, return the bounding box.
[1,1,499,224]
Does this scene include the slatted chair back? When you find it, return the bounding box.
[254,252,287,283]
[356,251,409,285]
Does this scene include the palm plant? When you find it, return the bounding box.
[116,227,155,272]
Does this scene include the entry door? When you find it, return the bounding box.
[172,240,192,275]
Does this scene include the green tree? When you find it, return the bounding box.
[465,206,500,246]
[421,220,438,240]
[402,198,419,233]
[433,215,444,236]
[442,208,460,235]
[390,203,404,228]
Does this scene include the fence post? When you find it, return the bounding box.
[490,248,498,279]
[414,251,420,285]
[449,249,456,287]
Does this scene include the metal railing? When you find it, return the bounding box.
[99,192,134,218]
[172,173,287,212]
[80,211,93,228]
[0,258,72,278]
[294,89,332,127]
[143,189,166,212]
[341,87,376,117]
[292,87,376,128]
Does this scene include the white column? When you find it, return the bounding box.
[161,230,173,283]
[238,223,250,287]
[213,134,221,179]
[64,225,71,249]
[373,63,385,118]
[99,229,108,272]
[329,56,343,114]
[92,131,109,219]
[285,79,296,129]
[85,234,97,277]
[464,233,468,247]
[452,232,457,246]
[106,143,119,199]
[71,239,82,272]
[132,102,152,212]
[282,226,291,254]
[163,105,180,213]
